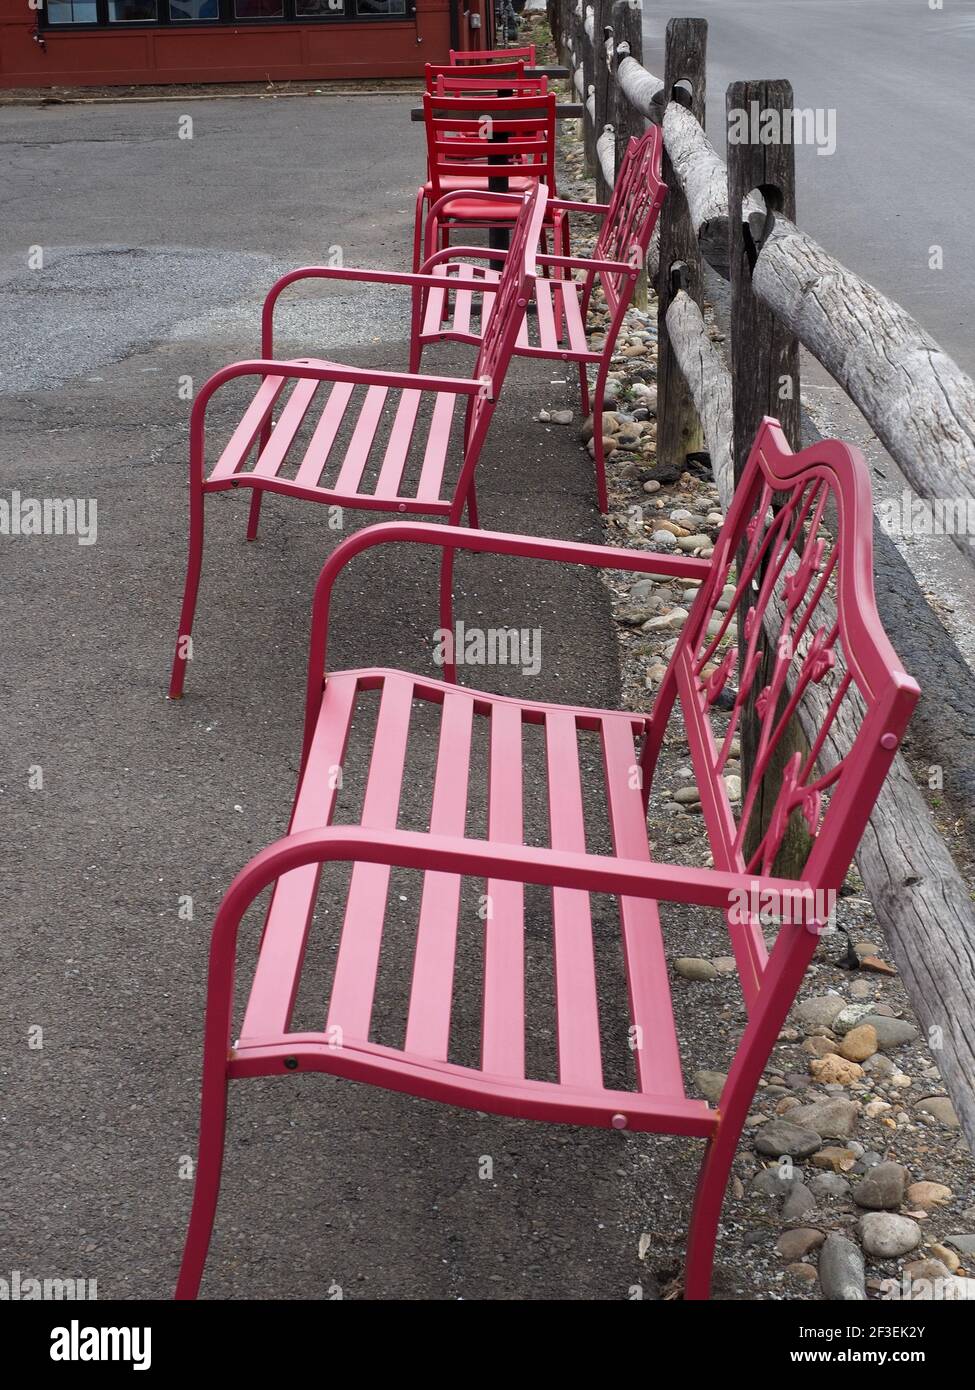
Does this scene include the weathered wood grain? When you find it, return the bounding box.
[753,214,975,568]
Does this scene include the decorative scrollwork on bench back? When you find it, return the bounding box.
[662,418,920,892]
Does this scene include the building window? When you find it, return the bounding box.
[46,0,98,20]
[169,0,219,18]
[108,0,159,18]
[42,0,410,22]
[234,0,284,15]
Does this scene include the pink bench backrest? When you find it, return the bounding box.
[593,125,667,312]
[659,417,919,931]
[462,183,548,453]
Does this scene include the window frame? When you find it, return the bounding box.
[41,0,414,28]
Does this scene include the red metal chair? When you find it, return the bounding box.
[414,90,566,272]
[449,45,537,65]
[168,186,548,699]
[174,419,919,1298]
[413,126,666,511]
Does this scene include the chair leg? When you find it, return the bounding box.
[412,187,427,274]
[466,482,479,529]
[683,1123,740,1300]
[593,424,609,515]
[578,362,591,419]
[174,1052,229,1299]
[246,490,263,542]
[438,543,457,684]
[169,482,205,699]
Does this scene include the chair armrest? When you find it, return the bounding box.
[302,521,712,759]
[211,824,817,965]
[547,197,611,217]
[262,265,494,356]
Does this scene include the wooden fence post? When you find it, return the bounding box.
[726,78,805,868]
[594,1,614,202]
[581,3,597,174]
[611,0,647,305]
[655,17,707,473]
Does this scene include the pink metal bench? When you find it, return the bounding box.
[412,126,667,512]
[168,184,547,699]
[174,419,919,1298]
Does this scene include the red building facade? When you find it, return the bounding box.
[0,0,493,87]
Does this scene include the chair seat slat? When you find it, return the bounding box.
[405,690,476,1060]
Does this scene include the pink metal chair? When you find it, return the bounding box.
[412,126,666,512]
[414,91,566,272]
[168,185,548,699]
[174,419,919,1298]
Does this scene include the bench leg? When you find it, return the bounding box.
[169,482,205,699]
[246,490,263,542]
[578,362,591,419]
[590,363,612,514]
[174,1053,229,1299]
[438,543,458,684]
[684,1106,748,1299]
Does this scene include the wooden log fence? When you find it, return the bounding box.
[546,0,975,1151]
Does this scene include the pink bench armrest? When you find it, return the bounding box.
[302,521,712,760]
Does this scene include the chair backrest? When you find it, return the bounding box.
[462,183,549,454]
[450,45,536,65]
[592,124,667,315]
[435,74,548,98]
[425,59,525,92]
[422,92,557,204]
[659,418,919,902]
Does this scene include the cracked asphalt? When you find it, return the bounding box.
[0,96,725,1301]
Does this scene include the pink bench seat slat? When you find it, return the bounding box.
[209,374,288,481]
[326,674,414,1042]
[544,709,604,1090]
[600,715,685,1097]
[558,279,589,354]
[404,690,475,1059]
[240,673,359,1040]
[373,389,424,499]
[333,385,389,496]
[251,377,321,479]
[481,700,526,1078]
[413,390,458,504]
[533,276,558,352]
[293,381,356,488]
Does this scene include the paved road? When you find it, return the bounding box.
[0,97,739,1301]
[644,0,975,374]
